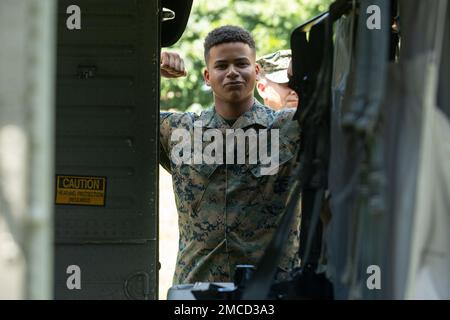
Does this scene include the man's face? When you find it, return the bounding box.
[257,77,299,110]
[204,42,259,106]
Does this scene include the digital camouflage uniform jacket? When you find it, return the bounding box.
[160,100,302,284]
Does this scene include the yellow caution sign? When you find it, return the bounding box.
[56,175,106,206]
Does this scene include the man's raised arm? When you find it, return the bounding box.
[159,51,188,172]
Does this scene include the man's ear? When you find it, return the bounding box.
[203,68,210,86]
[255,63,261,77]
[256,81,266,98]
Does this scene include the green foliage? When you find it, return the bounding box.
[160,0,332,112]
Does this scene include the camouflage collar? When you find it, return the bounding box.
[197,99,272,129]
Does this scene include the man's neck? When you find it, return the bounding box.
[214,96,255,119]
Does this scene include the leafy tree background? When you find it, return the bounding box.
[160,0,332,112]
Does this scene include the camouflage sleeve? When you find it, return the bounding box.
[160,111,197,173]
[160,112,175,174]
[272,108,301,154]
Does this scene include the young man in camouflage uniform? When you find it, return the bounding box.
[160,25,301,285]
[256,50,299,110]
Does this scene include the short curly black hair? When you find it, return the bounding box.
[203,25,256,63]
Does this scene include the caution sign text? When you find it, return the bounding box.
[56,175,106,206]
